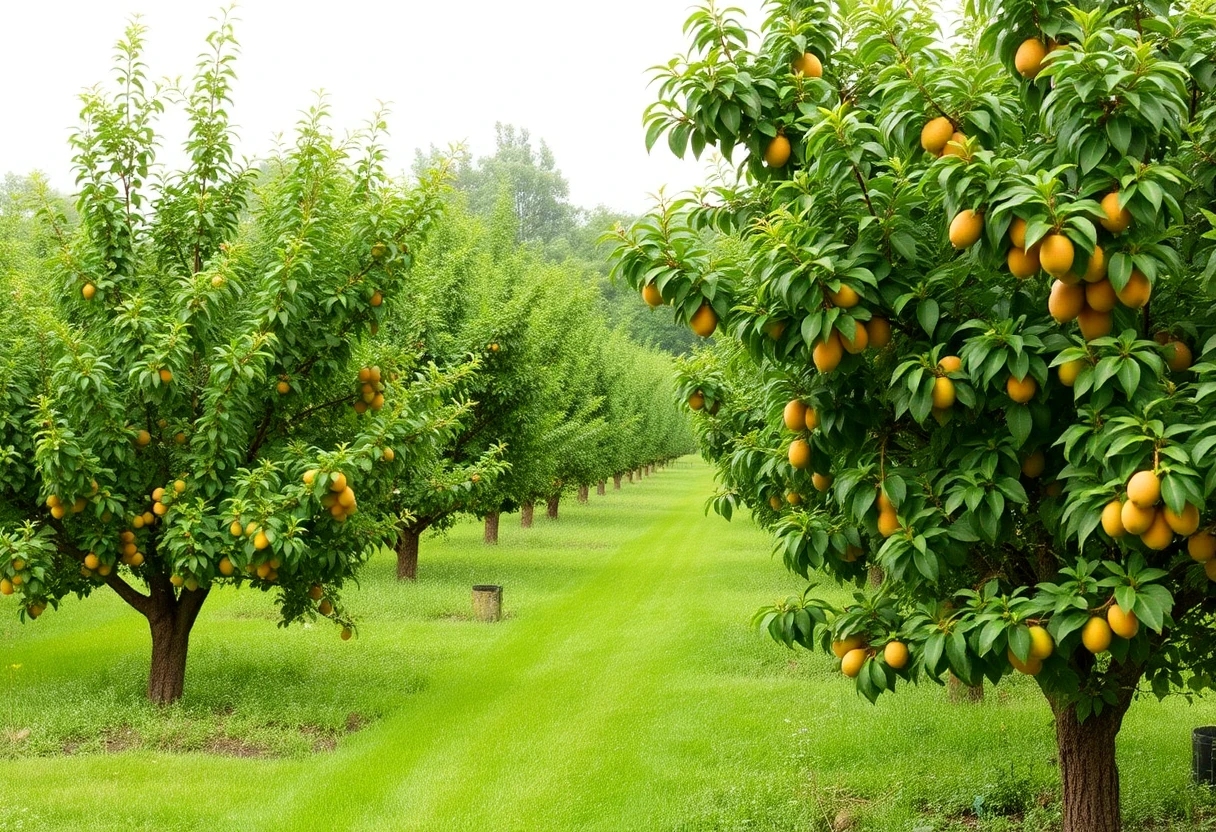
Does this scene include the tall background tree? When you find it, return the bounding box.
[612,1,1216,830]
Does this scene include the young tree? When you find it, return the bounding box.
[613,1,1216,830]
[0,18,450,703]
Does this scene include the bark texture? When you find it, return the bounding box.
[546,494,560,520]
[146,582,209,704]
[614,475,622,489]
[396,526,421,581]
[484,512,499,544]
[521,502,534,528]
[577,485,589,503]
[597,480,606,496]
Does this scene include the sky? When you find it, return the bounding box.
[0,0,772,215]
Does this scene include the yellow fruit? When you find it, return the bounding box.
[786,491,802,506]
[1006,375,1037,403]
[1040,233,1075,278]
[827,285,860,308]
[1101,500,1126,538]
[1166,341,1192,372]
[1127,470,1161,508]
[942,131,969,159]
[1009,217,1027,249]
[174,432,188,445]
[136,430,152,447]
[341,627,353,641]
[1117,270,1151,309]
[170,574,184,588]
[1140,511,1174,550]
[1058,358,1086,387]
[1082,617,1113,654]
[794,52,823,78]
[1121,501,1156,535]
[1028,625,1054,660]
[371,393,385,411]
[813,332,844,373]
[688,391,705,411]
[142,511,154,525]
[82,283,97,300]
[938,355,963,374]
[804,408,820,431]
[1007,245,1040,278]
[769,495,783,511]
[132,514,145,529]
[218,557,235,576]
[129,553,144,567]
[152,502,168,516]
[1188,532,1216,562]
[303,469,318,486]
[152,486,166,502]
[641,283,663,307]
[1206,560,1216,582]
[1048,281,1085,323]
[783,400,808,432]
[1021,450,1045,478]
[338,487,356,508]
[877,491,894,512]
[764,134,792,168]
[1083,245,1106,283]
[1008,649,1043,676]
[319,599,334,616]
[174,480,186,494]
[764,319,786,340]
[370,291,383,307]
[253,531,270,550]
[1077,307,1112,341]
[1107,604,1140,639]
[1085,279,1117,313]
[277,380,291,395]
[382,447,395,463]
[949,209,984,249]
[1099,192,1131,234]
[877,507,900,537]
[838,323,867,355]
[884,641,909,669]
[690,303,718,337]
[841,648,868,678]
[159,368,173,384]
[1164,503,1200,536]
[788,439,812,470]
[330,472,348,493]
[0,579,12,596]
[812,472,833,492]
[866,318,892,348]
[932,377,956,409]
[1014,38,1047,78]
[257,563,272,579]
[831,634,866,659]
[84,553,100,570]
[920,117,954,154]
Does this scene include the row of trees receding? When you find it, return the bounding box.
[0,16,691,704]
[610,1,1216,831]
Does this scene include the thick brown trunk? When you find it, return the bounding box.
[577,485,589,503]
[547,494,560,519]
[1049,665,1140,832]
[521,501,534,529]
[484,512,499,544]
[597,480,606,496]
[613,475,622,489]
[396,526,421,581]
[145,581,209,704]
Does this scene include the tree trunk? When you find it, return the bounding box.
[521,501,534,528]
[1049,665,1140,832]
[614,475,622,489]
[627,471,633,483]
[597,480,606,496]
[484,512,499,544]
[396,526,421,581]
[547,494,560,520]
[145,582,209,705]
[947,674,984,703]
[577,485,589,503]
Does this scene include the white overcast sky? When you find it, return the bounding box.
[0,0,785,215]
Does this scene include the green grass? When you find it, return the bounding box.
[1,459,1213,831]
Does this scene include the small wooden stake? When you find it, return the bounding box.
[472,585,502,622]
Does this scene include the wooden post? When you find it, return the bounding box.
[472,585,502,622]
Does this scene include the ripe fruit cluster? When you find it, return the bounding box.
[812,313,892,375]
[305,468,358,524]
[920,117,969,161]
[832,634,909,679]
[353,366,386,414]
[1099,469,1206,558]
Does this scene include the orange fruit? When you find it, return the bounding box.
[1101,500,1126,537]
[1082,245,1106,283]
[1007,245,1040,278]
[690,303,718,337]
[1048,280,1084,323]
[783,400,807,432]
[1014,38,1047,78]
[813,332,844,373]
[1077,307,1112,341]
[1116,270,1151,309]
[1127,470,1161,508]
[764,134,792,168]
[1099,192,1131,234]
[1006,375,1037,403]
[794,52,823,78]
[1039,233,1075,278]
[641,283,663,307]
[920,117,953,154]
[866,318,891,348]
[949,209,984,249]
[1084,279,1117,312]
[1120,501,1156,535]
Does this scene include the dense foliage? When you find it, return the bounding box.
[612,0,1216,828]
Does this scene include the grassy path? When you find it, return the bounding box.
[2,459,1212,831]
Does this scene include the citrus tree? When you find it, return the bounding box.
[0,19,451,703]
[611,1,1216,829]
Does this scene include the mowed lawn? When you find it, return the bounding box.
[1,459,1213,832]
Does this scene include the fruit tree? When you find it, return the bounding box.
[611,1,1216,829]
[0,19,451,703]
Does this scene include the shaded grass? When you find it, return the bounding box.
[1,459,1213,831]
